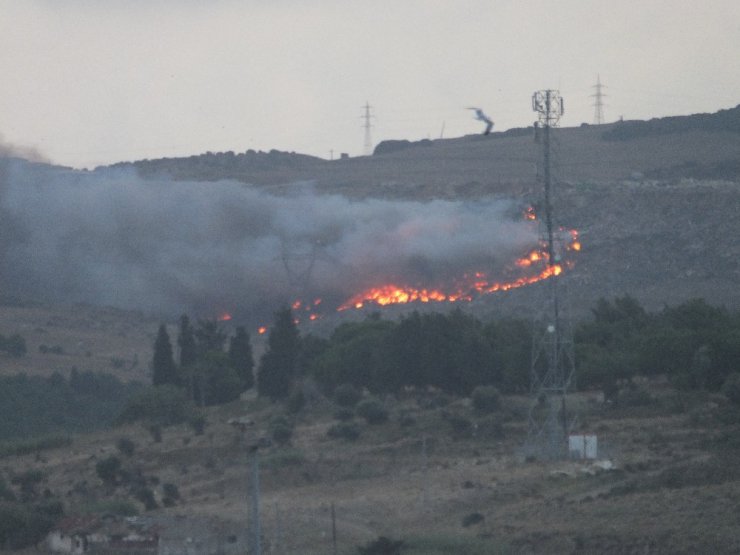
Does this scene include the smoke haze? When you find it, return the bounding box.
[0,158,538,322]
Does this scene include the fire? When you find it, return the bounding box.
[251,208,579,332]
[337,222,579,311]
[218,312,232,322]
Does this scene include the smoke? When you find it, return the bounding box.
[0,134,49,164]
[0,158,538,322]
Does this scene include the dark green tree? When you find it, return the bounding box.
[194,319,227,357]
[152,325,178,386]
[257,308,300,401]
[177,315,197,369]
[228,326,254,391]
[193,351,243,406]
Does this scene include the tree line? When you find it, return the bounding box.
[242,297,740,404]
[151,316,254,406]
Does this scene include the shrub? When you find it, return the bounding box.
[133,487,157,511]
[96,455,122,486]
[356,398,388,425]
[116,437,136,457]
[162,483,180,507]
[462,512,485,527]
[471,386,501,414]
[327,422,361,441]
[334,383,362,407]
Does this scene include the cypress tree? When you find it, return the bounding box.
[228,326,255,391]
[257,308,300,401]
[152,325,178,387]
[177,315,197,369]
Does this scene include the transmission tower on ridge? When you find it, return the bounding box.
[361,101,374,156]
[527,90,576,460]
[591,74,607,125]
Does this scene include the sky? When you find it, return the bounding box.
[1,0,739,169]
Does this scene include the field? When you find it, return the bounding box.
[3,328,740,555]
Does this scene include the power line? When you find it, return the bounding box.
[361,101,375,156]
[591,74,607,125]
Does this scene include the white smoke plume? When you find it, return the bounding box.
[0,158,538,323]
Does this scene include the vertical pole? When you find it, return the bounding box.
[331,502,338,555]
[274,502,281,554]
[251,451,261,555]
[422,435,429,508]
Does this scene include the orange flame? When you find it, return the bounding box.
[257,326,267,335]
[218,312,232,322]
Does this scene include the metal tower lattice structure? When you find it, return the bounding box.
[527,90,576,460]
[361,101,374,156]
[591,74,607,125]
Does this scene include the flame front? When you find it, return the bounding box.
[255,208,579,333]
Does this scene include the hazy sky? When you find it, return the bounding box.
[1,0,738,169]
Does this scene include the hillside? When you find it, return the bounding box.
[104,106,740,317]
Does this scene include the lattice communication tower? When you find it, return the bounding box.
[526,90,576,460]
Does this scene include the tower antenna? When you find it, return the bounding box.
[527,89,576,460]
[591,74,607,124]
[361,101,375,156]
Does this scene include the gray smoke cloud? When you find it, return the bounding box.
[0,158,538,322]
[0,134,49,164]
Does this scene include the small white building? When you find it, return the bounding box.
[569,434,598,459]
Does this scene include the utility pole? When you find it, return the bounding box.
[361,101,374,156]
[250,449,261,555]
[528,90,575,460]
[591,74,607,125]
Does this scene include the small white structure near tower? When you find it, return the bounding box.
[569,434,598,459]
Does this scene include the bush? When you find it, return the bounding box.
[471,386,500,414]
[133,487,157,511]
[162,483,180,507]
[462,512,485,527]
[334,383,362,407]
[116,437,136,457]
[0,334,27,357]
[356,398,388,425]
[96,455,122,486]
[327,422,361,441]
[270,416,294,445]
